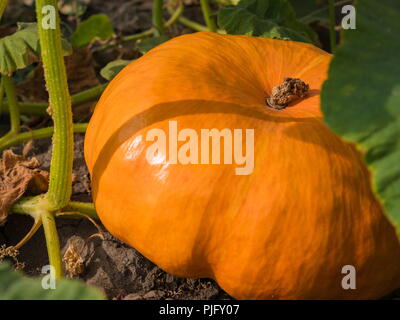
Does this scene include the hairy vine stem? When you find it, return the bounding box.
[36,0,73,210]
[25,0,76,278]
[41,209,62,279]
[2,75,20,134]
[64,201,97,219]
[0,75,21,147]
[152,0,164,36]
[12,198,98,220]
[200,0,217,32]
[0,123,87,151]
[167,0,209,32]
[1,83,107,116]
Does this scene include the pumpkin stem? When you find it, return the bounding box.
[266,78,310,110]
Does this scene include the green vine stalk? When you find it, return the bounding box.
[20,0,76,279]
[36,0,74,210]
[2,83,107,116]
[72,83,107,106]
[328,0,336,53]
[152,0,164,36]
[12,198,98,220]
[2,75,20,134]
[200,0,217,32]
[0,123,87,151]
[64,201,97,219]
[0,75,21,147]
[0,0,8,19]
[41,209,62,278]
[175,14,210,32]
[167,0,209,32]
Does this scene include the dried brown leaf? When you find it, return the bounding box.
[0,244,25,270]
[63,239,85,277]
[0,150,49,225]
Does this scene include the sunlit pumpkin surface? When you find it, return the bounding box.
[85,32,400,299]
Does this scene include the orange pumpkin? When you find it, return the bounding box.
[84,32,400,299]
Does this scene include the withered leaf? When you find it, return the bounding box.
[0,150,49,226]
[63,238,85,277]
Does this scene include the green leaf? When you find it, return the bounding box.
[322,0,400,233]
[0,262,104,300]
[217,0,317,44]
[136,35,170,54]
[100,59,132,81]
[0,23,72,75]
[288,0,329,24]
[71,14,114,48]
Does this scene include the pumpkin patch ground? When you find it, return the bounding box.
[1,0,400,302]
